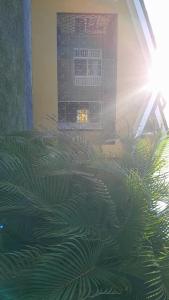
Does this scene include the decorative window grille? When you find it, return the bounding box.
[73,48,102,86]
[74,15,110,34]
[58,101,103,129]
[75,17,86,33]
[57,13,117,131]
[74,48,101,58]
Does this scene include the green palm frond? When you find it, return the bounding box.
[0,247,41,281]
[0,241,128,300]
[115,171,149,256]
[158,249,169,295]
[0,131,169,300]
[15,240,128,300]
[31,173,119,244]
[140,245,168,300]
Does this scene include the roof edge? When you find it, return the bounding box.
[126,0,155,56]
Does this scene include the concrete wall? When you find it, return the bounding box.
[32,0,149,136]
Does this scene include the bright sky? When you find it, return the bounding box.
[144,0,168,47]
[144,0,169,124]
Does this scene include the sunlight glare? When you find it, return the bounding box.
[145,0,169,125]
[149,48,169,100]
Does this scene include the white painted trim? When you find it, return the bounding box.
[135,91,158,138]
[130,0,154,54]
[155,106,168,133]
[126,1,149,66]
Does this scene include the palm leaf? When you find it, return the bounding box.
[0,131,169,300]
[16,240,128,300]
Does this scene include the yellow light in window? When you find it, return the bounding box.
[77,109,88,123]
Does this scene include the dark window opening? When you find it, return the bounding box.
[88,59,101,76]
[74,59,101,76]
[58,102,102,125]
[75,17,86,33]
[74,59,87,76]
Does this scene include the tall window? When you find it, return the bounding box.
[57,13,117,130]
[74,48,102,86]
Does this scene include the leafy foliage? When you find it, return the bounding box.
[0,131,169,300]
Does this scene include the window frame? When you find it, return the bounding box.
[57,13,117,132]
[58,101,103,130]
[73,48,102,86]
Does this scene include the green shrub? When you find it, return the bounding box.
[0,131,169,300]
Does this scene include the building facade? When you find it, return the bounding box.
[31,0,151,139]
[57,13,116,132]
[1,0,167,139]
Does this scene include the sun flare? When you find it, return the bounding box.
[149,49,169,100]
[145,0,169,124]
